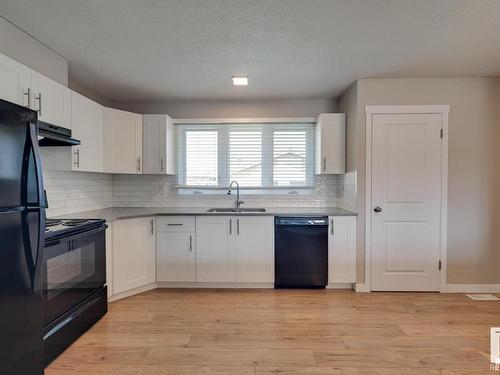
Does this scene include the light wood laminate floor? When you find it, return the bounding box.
[46,289,499,374]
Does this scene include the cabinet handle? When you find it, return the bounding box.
[35,92,42,116]
[330,219,334,235]
[189,235,192,252]
[137,157,141,172]
[150,219,154,235]
[237,218,240,235]
[229,219,232,235]
[74,149,80,167]
[24,88,31,108]
[167,223,183,226]
[323,157,327,172]
[160,156,164,172]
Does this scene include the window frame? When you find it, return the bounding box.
[175,118,316,195]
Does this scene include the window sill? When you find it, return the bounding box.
[176,186,314,196]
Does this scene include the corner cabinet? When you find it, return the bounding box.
[196,216,274,283]
[315,113,346,174]
[328,216,356,284]
[112,217,156,295]
[103,107,143,174]
[71,91,104,172]
[143,114,175,174]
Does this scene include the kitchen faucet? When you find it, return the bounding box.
[227,181,244,209]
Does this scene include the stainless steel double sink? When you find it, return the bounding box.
[206,207,266,213]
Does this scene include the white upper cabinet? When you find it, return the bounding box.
[234,216,274,283]
[315,113,346,174]
[112,217,156,294]
[103,107,143,174]
[71,91,104,172]
[143,114,175,175]
[328,216,356,284]
[0,52,31,107]
[31,70,71,128]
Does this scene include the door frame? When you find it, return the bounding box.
[364,105,450,292]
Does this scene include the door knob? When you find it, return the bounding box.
[374,206,383,213]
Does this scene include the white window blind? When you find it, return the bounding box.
[229,129,262,187]
[185,130,218,186]
[273,130,307,186]
[177,122,314,190]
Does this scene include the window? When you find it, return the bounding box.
[177,122,314,192]
[184,130,218,186]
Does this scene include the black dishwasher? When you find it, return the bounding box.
[274,217,328,288]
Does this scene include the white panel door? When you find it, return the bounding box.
[0,52,31,107]
[157,232,195,282]
[31,70,71,128]
[103,107,143,174]
[196,216,235,282]
[235,216,274,282]
[328,216,356,283]
[371,113,442,291]
[71,91,103,172]
[112,217,156,294]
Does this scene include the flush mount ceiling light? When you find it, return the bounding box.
[232,76,248,86]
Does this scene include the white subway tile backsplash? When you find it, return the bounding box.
[43,171,356,216]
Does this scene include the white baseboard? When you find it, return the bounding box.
[156,282,274,289]
[354,283,370,292]
[108,283,157,302]
[443,284,500,293]
[326,283,354,290]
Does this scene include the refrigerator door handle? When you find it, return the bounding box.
[27,122,45,207]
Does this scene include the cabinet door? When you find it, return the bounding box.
[328,216,356,283]
[103,107,143,174]
[71,91,103,172]
[112,217,156,294]
[235,216,274,282]
[157,232,195,282]
[31,70,71,128]
[0,52,31,107]
[143,114,165,174]
[195,216,235,282]
[315,113,346,174]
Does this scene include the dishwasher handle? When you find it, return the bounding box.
[274,216,328,226]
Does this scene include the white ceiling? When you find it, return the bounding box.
[1,0,499,102]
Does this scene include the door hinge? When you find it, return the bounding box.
[440,128,444,139]
[438,260,442,270]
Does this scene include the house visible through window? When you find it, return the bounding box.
[177,122,314,192]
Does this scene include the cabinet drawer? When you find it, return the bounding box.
[156,216,195,232]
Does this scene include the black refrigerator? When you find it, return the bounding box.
[0,99,45,375]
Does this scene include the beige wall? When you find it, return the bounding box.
[339,77,500,285]
[107,99,337,118]
[0,16,68,86]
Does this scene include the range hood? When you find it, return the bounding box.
[38,121,80,147]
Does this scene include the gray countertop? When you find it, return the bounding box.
[54,206,357,222]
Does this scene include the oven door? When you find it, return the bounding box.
[43,225,106,326]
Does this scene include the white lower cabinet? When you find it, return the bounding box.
[196,216,235,282]
[235,216,274,282]
[195,216,274,283]
[112,217,156,294]
[156,216,196,282]
[328,216,356,284]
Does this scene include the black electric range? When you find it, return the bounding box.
[43,217,108,366]
[45,218,105,241]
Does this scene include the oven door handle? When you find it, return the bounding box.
[45,225,107,247]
